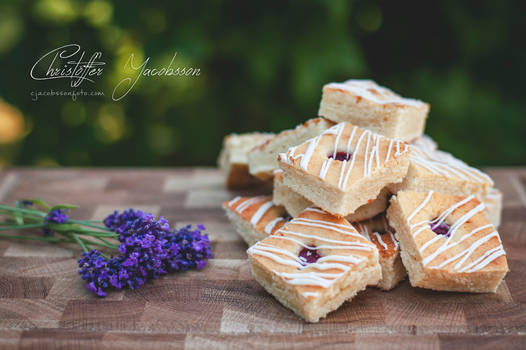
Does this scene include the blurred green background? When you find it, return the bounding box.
[0,0,524,167]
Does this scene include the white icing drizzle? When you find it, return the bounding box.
[354,217,398,253]
[462,247,506,273]
[300,136,320,170]
[281,123,409,192]
[409,146,494,186]
[264,217,285,234]
[250,200,274,225]
[385,139,394,162]
[247,207,376,290]
[272,235,368,251]
[279,229,372,250]
[302,291,319,297]
[340,128,369,190]
[389,231,399,249]
[373,232,388,251]
[293,217,364,239]
[236,197,261,214]
[228,196,241,206]
[406,192,505,272]
[407,191,434,223]
[325,80,426,107]
[331,123,345,158]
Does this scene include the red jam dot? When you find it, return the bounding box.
[298,247,321,266]
[430,221,450,237]
[328,152,352,161]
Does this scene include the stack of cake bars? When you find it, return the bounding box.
[219,79,508,323]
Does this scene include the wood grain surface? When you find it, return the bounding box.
[0,168,525,349]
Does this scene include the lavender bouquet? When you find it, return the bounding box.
[0,200,212,297]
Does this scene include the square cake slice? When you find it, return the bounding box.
[389,146,494,198]
[218,132,274,189]
[318,79,429,141]
[484,188,502,228]
[387,190,508,293]
[273,169,390,222]
[248,117,334,180]
[277,122,410,216]
[223,196,290,246]
[353,214,406,290]
[248,207,381,322]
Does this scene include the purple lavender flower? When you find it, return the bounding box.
[79,209,212,297]
[42,209,70,236]
[45,209,69,224]
[165,224,212,271]
[104,209,145,231]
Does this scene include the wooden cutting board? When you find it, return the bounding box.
[0,168,524,349]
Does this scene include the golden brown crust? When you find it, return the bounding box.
[222,196,289,244]
[247,207,381,322]
[387,190,508,293]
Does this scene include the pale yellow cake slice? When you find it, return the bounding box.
[278,122,410,216]
[387,190,508,293]
[247,207,381,322]
[318,79,429,141]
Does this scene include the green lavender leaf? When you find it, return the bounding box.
[50,204,79,211]
[26,199,51,211]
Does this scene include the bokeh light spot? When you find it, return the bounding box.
[94,104,126,144]
[84,0,113,28]
[0,99,26,144]
[0,8,23,55]
[33,0,79,24]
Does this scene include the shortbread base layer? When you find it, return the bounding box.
[377,253,407,291]
[249,258,381,323]
[318,89,428,142]
[224,208,266,246]
[387,199,506,293]
[280,157,408,217]
[274,179,389,222]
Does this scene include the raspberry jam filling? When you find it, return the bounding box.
[328,151,352,161]
[298,247,321,266]
[430,221,450,237]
